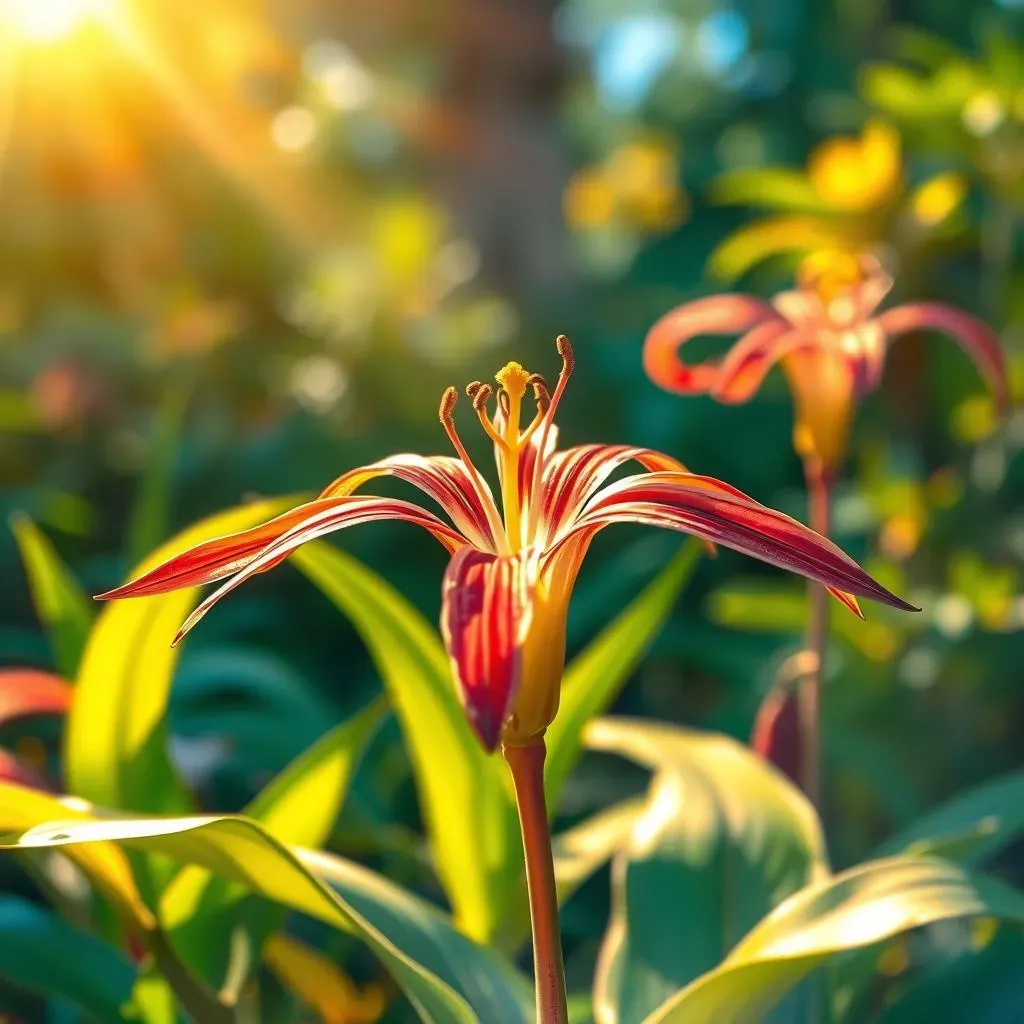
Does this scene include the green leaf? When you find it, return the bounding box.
[0,895,136,1020]
[585,718,827,1024]
[126,387,189,567]
[643,857,1024,1024]
[878,771,1024,866]
[160,699,386,986]
[291,541,518,944]
[66,498,294,816]
[711,169,836,215]
[546,541,701,808]
[707,217,850,283]
[2,813,533,1024]
[10,513,94,678]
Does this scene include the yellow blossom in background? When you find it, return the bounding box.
[564,136,688,238]
[709,119,968,282]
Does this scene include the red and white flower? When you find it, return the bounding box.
[644,254,1007,473]
[100,338,914,751]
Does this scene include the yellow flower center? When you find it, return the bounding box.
[796,250,865,308]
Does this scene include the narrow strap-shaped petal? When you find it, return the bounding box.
[440,546,537,752]
[318,454,500,551]
[100,495,462,602]
[876,302,1009,412]
[0,670,71,723]
[712,321,808,402]
[164,497,467,644]
[539,443,689,538]
[549,472,917,613]
[643,294,784,396]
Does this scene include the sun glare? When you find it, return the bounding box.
[0,0,108,43]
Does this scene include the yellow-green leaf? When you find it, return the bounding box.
[11,513,94,678]
[2,813,533,1024]
[642,857,1024,1024]
[66,498,295,816]
[291,542,518,944]
[711,169,836,215]
[707,217,851,282]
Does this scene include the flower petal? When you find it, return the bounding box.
[540,443,689,538]
[552,472,917,613]
[319,454,500,551]
[643,295,785,397]
[97,496,465,603]
[0,670,71,724]
[440,547,537,752]
[713,321,806,402]
[876,303,1009,412]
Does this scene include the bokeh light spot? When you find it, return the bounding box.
[271,106,317,153]
[594,13,682,111]
[696,9,749,76]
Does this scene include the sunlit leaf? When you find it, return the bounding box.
[878,771,1024,866]
[0,895,136,1019]
[707,217,852,282]
[0,779,152,929]
[2,813,533,1024]
[264,932,386,1024]
[711,170,836,215]
[586,718,827,1024]
[643,857,1024,1024]
[291,542,517,944]
[546,541,701,808]
[66,499,294,816]
[10,514,94,678]
[161,699,386,985]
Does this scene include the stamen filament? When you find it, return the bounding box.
[528,336,574,541]
[439,387,509,553]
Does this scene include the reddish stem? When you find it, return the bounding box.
[503,739,568,1024]
[801,465,832,813]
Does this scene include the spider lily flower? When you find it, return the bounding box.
[644,253,1008,475]
[99,337,914,752]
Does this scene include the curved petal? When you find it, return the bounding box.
[0,670,71,724]
[98,496,465,603]
[319,454,500,551]
[643,295,785,397]
[877,303,1009,412]
[712,321,807,402]
[550,472,917,613]
[0,749,48,789]
[440,547,537,752]
[539,444,689,538]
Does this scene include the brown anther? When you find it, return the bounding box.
[498,389,510,417]
[466,381,484,400]
[528,374,550,412]
[439,386,458,423]
[471,382,493,410]
[555,334,575,375]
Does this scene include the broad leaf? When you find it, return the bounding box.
[711,169,837,215]
[707,217,849,282]
[66,499,293,816]
[291,541,516,944]
[878,771,1024,866]
[2,813,532,1024]
[585,718,827,1024]
[545,541,701,808]
[160,699,385,985]
[644,857,1024,1024]
[11,514,94,678]
[0,895,136,1020]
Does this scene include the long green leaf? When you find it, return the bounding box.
[585,718,827,1024]
[66,498,294,816]
[10,514,94,677]
[0,895,136,1019]
[160,699,386,985]
[878,771,1024,865]
[545,541,701,808]
[291,542,517,943]
[643,857,1024,1024]
[2,814,533,1024]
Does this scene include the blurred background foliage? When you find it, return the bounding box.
[0,0,1023,1018]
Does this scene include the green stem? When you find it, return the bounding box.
[801,465,832,815]
[504,739,568,1024]
[146,926,235,1024]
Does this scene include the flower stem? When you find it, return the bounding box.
[503,739,568,1024]
[801,465,832,814]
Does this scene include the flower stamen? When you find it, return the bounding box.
[439,386,508,552]
[528,337,574,539]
